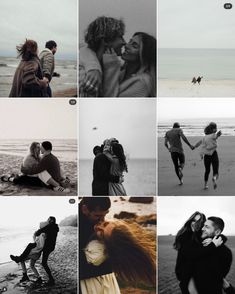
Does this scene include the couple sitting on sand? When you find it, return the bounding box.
[92,138,128,196]
[79,16,156,97]
[1,141,70,193]
[10,216,59,286]
[79,197,156,294]
[165,122,221,190]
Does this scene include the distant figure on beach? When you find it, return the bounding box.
[193,122,221,190]
[164,123,194,185]
[1,141,71,193]
[92,138,126,195]
[196,76,203,84]
[10,217,59,286]
[191,77,197,84]
[174,212,234,294]
[39,40,57,97]
[79,16,126,97]
[9,39,48,97]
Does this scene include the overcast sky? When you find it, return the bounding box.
[79,99,156,159]
[79,0,156,44]
[0,99,77,139]
[0,197,77,229]
[158,197,235,235]
[158,98,235,122]
[0,0,77,59]
[159,0,235,48]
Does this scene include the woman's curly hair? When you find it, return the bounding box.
[85,16,125,51]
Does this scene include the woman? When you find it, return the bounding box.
[194,122,221,190]
[79,16,126,97]
[102,32,156,97]
[103,141,128,196]
[9,39,48,97]
[1,142,69,193]
[81,220,156,294]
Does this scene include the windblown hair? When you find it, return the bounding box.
[29,142,40,161]
[133,32,156,97]
[204,122,217,135]
[173,211,206,250]
[102,220,156,286]
[16,39,38,61]
[85,16,125,52]
[112,143,128,172]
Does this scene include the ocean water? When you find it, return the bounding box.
[0,57,77,97]
[0,139,77,162]
[158,48,235,80]
[158,117,235,137]
[79,158,156,196]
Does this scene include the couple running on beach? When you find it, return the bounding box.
[79,197,156,294]
[1,141,71,193]
[174,211,235,294]
[92,138,127,196]
[165,122,221,190]
[9,39,57,97]
[79,16,156,97]
[10,216,59,286]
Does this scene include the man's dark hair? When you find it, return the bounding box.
[93,145,102,156]
[45,40,57,50]
[208,216,225,232]
[49,216,56,223]
[42,141,52,151]
[80,197,111,212]
[173,122,180,128]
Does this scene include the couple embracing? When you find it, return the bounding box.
[79,16,156,97]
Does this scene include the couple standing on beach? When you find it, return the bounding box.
[9,39,57,97]
[79,16,156,97]
[165,122,221,190]
[79,197,156,294]
[10,216,59,286]
[92,138,128,196]
[1,141,71,193]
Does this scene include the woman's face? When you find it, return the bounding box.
[122,35,141,62]
[94,221,116,239]
[190,214,202,232]
[35,144,41,155]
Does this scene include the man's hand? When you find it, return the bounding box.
[217,130,222,137]
[84,70,101,93]
[212,236,223,247]
[202,238,213,247]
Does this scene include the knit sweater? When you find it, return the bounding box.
[39,48,55,81]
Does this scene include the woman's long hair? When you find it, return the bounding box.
[16,39,38,61]
[112,143,128,172]
[133,32,156,97]
[102,220,156,286]
[29,142,40,161]
[204,122,217,135]
[173,211,206,250]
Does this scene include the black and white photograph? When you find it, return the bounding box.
[158,98,235,196]
[79,196,156,294]
[79,98,156,196]
[79,0,156,97]
[0,99,77,196]
[158,196,235,294]
[0,197,77,293]
[0,0,77,98]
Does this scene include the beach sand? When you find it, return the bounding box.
[158,80,235,97]
[158,136,235,196]
[0,154,77,196]
[0,226,77,294]
[53,88,77,97]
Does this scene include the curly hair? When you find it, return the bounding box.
[16,39,38,61]
[204,122,217,135]
[102,220,156,286]
[85,16,125,51]
[112,143,128,172]
[29,142,40,161]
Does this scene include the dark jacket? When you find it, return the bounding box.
[9,56,46,97]
[79,206,112,280]
[35,223,59,251]
[92,153,119,195]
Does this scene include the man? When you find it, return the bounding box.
[10,216,59,285]
[79,16,126,97]
[164,122,194,185]
[193,217,233,294]
[79,197,113,292]
[92,141,122,195]
[39,40,57,97]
